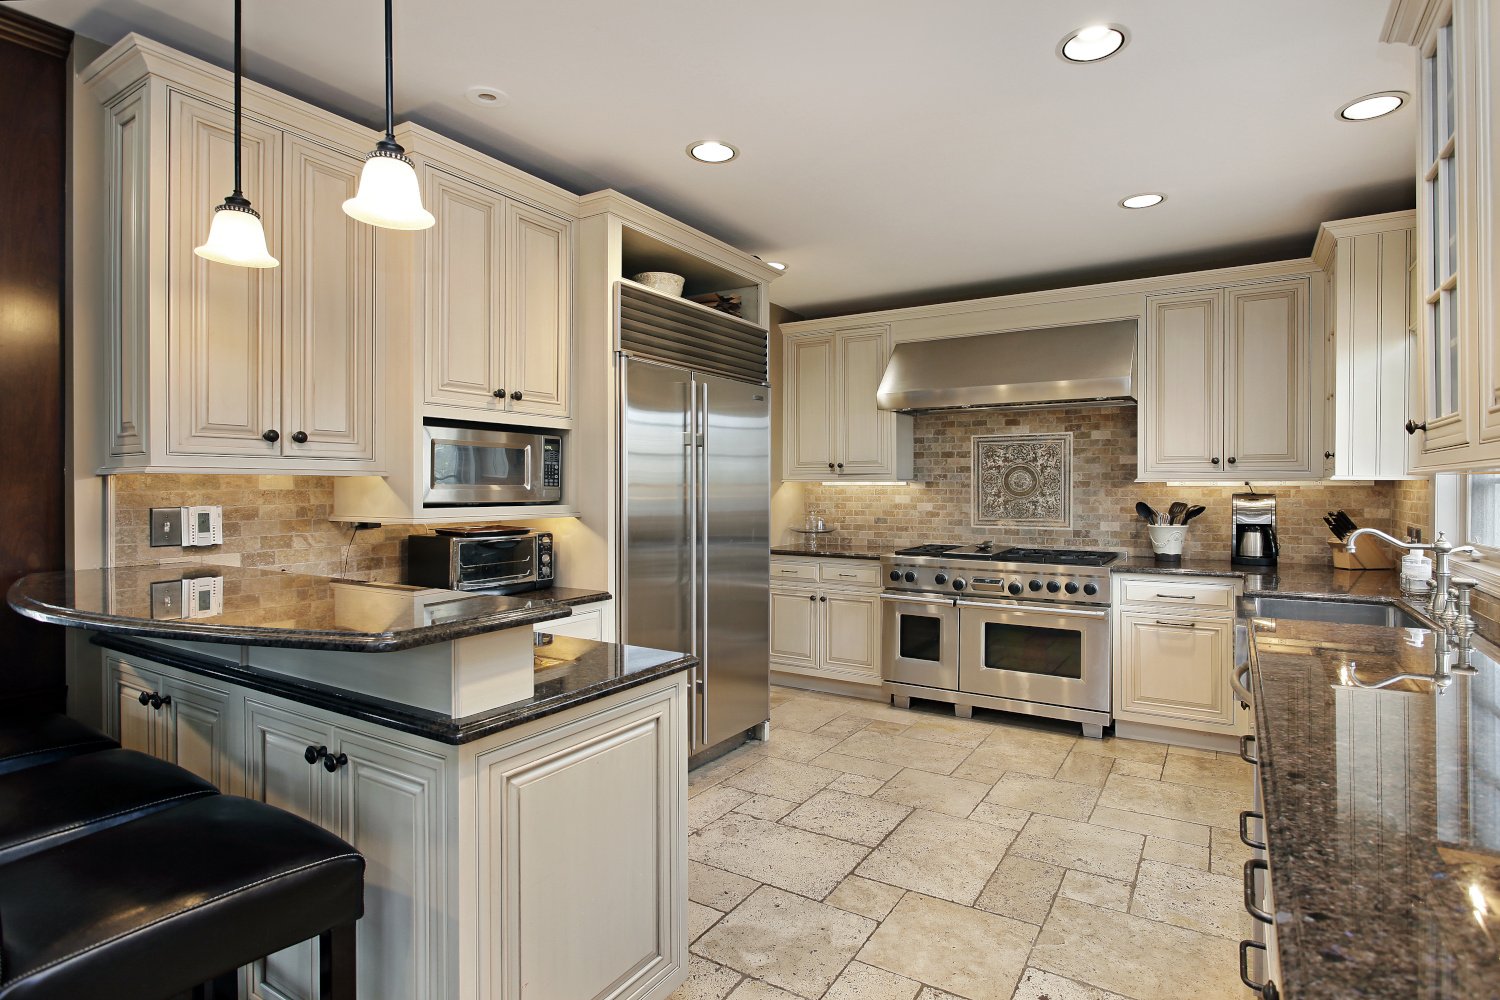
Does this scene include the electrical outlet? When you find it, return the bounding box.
[1408,525,1424,543]
[150,508,182,547]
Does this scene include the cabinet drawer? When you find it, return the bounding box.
[1118,577,1235,611]
[771,560,819,583]
[819,561,881,588]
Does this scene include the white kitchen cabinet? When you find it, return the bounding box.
[782,326,913,481]
[1314,212,1417,479]
[1140,277,1315,481]
[103,655,239,792]
[87,44,384,474]
[505,203,571,419]
[534,605,606,642]
[770,558,882,687]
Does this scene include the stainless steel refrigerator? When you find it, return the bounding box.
[619,355,770,757]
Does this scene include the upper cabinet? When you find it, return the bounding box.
[782,324,913,482]
[1313,212,1418,480]
[1385,0,1500,469]
[1140,277,1316,481]
[87,42,381,474]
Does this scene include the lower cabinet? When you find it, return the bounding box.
[104,656,239,792]
[533,603,606,641]
[769,558,882,688]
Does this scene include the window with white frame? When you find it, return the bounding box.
[1434,474,1500,593]
[1462,474,1500,554]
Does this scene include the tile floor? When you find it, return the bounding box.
[672,686,1257,1000]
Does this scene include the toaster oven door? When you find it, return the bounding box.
[454,537,537,590]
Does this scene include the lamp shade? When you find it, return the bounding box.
[194,200,278,268]
[342,149,434,230]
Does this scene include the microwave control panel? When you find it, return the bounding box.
[542,439,561,490]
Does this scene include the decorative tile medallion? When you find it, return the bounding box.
[972,433,1072,527]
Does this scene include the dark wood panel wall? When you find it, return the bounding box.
[0,8,71,712]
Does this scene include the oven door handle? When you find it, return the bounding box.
[956,599,1109,620]
[881,593,957,607]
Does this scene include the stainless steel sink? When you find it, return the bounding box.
[1241,595,1430,630]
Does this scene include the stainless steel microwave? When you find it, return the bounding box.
[422,425,562,506]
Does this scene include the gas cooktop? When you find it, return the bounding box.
[891,543,1119,567]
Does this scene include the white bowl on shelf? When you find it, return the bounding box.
[630,271,686,297]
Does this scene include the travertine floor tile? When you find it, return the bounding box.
[1058,870,1130,912]
[771,699,851,734]
[874,767,990,818]
[811,751,904,781]
[1110,759,1163,780]
[960,741,1069,779]
[668,954,742,1000]
[1210,825,1255,877]
[1012,967,1131,1000]
[691,784,754,831]
[901,717,990,748]
[812,715,869,740]
[830,729,971,775]
[762,728,840,763]
[1097,773,1247,829]
[863,719,913,736]
[723,758,840,802]
[1142,835,1210,871]
[1055,751,1116,788]
[857,810,1015,905]
[693,886,877,999]
[949,760,1006,785]
[985,773,1101,822]
[917,990,965,1000]
[1031,897,1242,1000]
[689,901,724,942]
[974,855,1064,925]
[822,961,922,1000]
[733,794,798,821]
[968,801,1031,831]
[1160,752,1255,794]
[824,874,906,920]
[688,861,759,911]
[726,981,801,1000]
[1082,737,1169,765]
[858,892,1037,1000]
[828,772,886,795]
[1009,814,1143,881]
[1129,861,1245,940]
[980,724,1078,753]
[782,789,912,847]
[690,814,869,899]
[1087,804,1210,846]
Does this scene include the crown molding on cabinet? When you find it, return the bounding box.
[578,189,784,285]
[0,6,72,58]
[1311,209,1418,269]
[1382,0,1451,45]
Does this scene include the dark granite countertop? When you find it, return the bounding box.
[1248,618,1500,999]
[7,566,609,653]
[771,544,884,561]
[1115,559,1409,601]
[92,632,695,745]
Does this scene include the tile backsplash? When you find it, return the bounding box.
[803,406,1435,565]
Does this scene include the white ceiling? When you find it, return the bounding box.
[12,0,1415,317]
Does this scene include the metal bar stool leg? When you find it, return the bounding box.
[320,920,358,1000]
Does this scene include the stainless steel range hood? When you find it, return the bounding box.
[875,319,1138,412]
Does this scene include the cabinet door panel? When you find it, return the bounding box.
[424,167,504,410]
[1225,281,1310,474]
[105,657,160,757]
[160,673,236,792]
[822,591,880,679]
[769,588,819,668]
[836,327,893,476]
[505,203,570,418]
[784,335,835,479]
[1144,292,1224,476]
[168,92,281,456]
[1117,613,1235,730]
[282,138,376,460]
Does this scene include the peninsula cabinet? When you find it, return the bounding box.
[782,325,914,481]
[1385,0,1500,470]
[1139,277,1316,481]
[83,38,382,474]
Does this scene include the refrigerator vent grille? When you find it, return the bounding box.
[617,280,768,383]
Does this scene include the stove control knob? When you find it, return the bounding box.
[904,571,917,583]
[1007,582,1023,596]
[1046,581,1061,593]
[952,578,967,591]
[1083,583,1099,596]
[1028,580,1043,592]
[934,573,948,585]
[890,570,902,581]
[1065,582,1080,595]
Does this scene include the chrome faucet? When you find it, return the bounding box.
[1344,529,1480,622]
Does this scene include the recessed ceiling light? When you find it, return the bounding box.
[1338,91,1407,121]
[765,261,788,272]
[687,140,738,164]
[1120,193,1166,209]
[1058,24,1128,63]
[465,86,510,108]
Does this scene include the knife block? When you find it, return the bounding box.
[1328,536,1396,571]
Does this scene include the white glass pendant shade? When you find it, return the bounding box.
[194,199,279,267]
[342,147,434,230]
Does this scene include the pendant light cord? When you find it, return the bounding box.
[383,0,395,142]
[231,0,243,200]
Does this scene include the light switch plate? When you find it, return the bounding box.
[149,508,182,548]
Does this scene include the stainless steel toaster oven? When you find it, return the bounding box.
[405,531,554,593]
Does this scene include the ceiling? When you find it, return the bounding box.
[12,0,1416,318]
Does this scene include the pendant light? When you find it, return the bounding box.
[194,0,278,268]
[342,0,434,230]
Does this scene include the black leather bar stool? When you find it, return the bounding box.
[0,747,217,865]
[0,712,115,775]
[0,795,364,1000]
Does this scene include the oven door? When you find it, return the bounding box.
[957,600,1110,712]
[453,536,538,591]
[424,426,552,506]
[882,593,959,691]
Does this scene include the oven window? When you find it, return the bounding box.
[898,614,944,662]
[978,622,1082,679]
[432,442,529,488]
[456,539,534,584]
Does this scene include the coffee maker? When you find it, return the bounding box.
[1231,490,1279,567]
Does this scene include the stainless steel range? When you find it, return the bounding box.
[881,543,1117,737]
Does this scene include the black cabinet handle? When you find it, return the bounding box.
[1405,419,1426,435]
[138,690,151,706]
[1239,734,1258,766]
[1211,457,1220,465]
[510,390,523,401]
[261,429,280,443]
[143,692,170,710]
[291,431,308,444]
[1243,858,1273,924]
[1239,809,1266,851]
[323,751,349,773]
[493,389,506,399]
[1323,451,1334,459]
[1227,457,1237,465]
[1239,940,1280,999]
[304,744,327,765]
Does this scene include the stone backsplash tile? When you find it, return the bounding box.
[803,406,1433,566]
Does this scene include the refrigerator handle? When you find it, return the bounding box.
[696,377,710,749]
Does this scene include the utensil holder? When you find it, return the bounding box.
[1328,536,1396,571]
[1148,524,1189,563]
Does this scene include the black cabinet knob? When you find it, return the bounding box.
[261,429,280,443]
[1211,457,1220,465]
[836,463,844,469]
[138,690,151,706]
[323,751,349,772]
[146,692,166,710]
[291,431,309,444]
[510,391,523,401]
[828,463,835,470]
[819,595,827,603]
[1227,457,1237,465]
[158,694,171,709]
[1323,451,1334,459]
[304,744,327,765]
[1405,419,1426,435]
[809,594,817,601]
[493,389,506,399]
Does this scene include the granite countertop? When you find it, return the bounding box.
[1114,558,1409,600]
[771,543,884,561]
[7,566,609,653]
[1247,617,1500,999]
[92,632,695,745]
